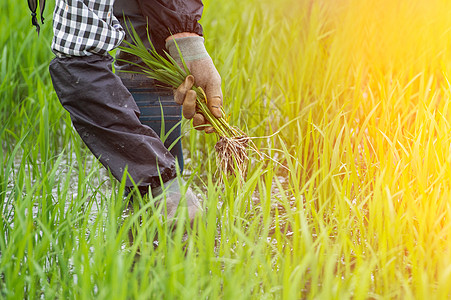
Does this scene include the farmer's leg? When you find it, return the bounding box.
[117,72,184,172]
[49,54,176,188]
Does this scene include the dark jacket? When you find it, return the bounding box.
[114,0,204,69]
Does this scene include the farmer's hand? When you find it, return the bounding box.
[166,35,223,133]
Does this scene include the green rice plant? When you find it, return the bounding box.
[4,0,451,298]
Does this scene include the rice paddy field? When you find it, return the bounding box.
[3,0,451,298]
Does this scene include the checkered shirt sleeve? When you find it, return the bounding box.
[52,0,125,57]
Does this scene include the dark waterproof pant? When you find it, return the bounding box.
[117,72,184,171]
[49,54,176,188]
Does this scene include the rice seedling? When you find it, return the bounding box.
[117,23,259,179]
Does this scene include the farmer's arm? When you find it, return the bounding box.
[166,32,200,40]
[165,35,223,130]
[135,0,204,47]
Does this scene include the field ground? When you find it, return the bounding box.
[2,0,451,298]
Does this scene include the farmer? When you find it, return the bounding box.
[44,0,223,221]
[113,0,222,171]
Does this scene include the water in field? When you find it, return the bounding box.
[3,148,295,239]
[2,151,110,229]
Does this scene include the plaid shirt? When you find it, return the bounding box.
[52,0,125,57]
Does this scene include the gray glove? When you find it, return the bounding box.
[166,37,223,133]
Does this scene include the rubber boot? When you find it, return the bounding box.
[151,178,202,222]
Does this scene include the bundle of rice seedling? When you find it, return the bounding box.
[118,25,258,178]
